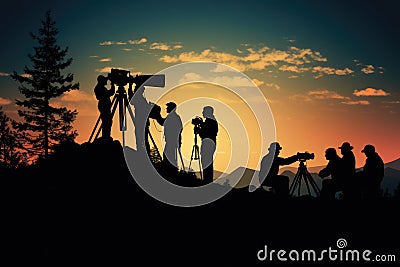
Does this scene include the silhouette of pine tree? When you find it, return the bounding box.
[11,10,79,161]
[0,106,28,171]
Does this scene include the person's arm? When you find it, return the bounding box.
[279,155,298,165]
[108,83,115,96]
[318,162,332,178]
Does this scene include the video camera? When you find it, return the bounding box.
[191,116,203,134]
[191,116,203,126]
[297,152,315,161]
[107,68,165,89]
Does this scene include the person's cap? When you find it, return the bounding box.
[361,144,375,153]
[339,142,354,150]
[166,102,177,108]
[269,142,282,151]
[97,75,108,83]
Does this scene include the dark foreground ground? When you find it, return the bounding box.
[3,140,399,266]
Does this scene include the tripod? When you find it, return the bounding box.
[189,131,203,179]
[289,160,321,197]
[88,86,162,162]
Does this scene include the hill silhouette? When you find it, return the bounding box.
[3,139,400,265]
[386,157,400,170]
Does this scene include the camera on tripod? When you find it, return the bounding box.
[191,116,203,134]
[297,152,315,161]
[107,68,166,89]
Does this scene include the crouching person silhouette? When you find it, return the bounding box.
[319,148,345,200]
[258,142,298,197]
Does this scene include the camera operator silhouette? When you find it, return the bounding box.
[94,75,115,140]
[356,144,384,199]
[258,142,298,197]
[128,80,153,153]
[338,142,356,199]
[197,106,218,184]
[318,148,345,200]
[156,102,183,174]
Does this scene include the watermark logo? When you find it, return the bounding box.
[257,238,396,263]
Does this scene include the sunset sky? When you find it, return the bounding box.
[0,0,399,172]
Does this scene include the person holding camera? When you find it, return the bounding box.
[94,75,115,139]
[258,142,298,197]
[197,106,218,184]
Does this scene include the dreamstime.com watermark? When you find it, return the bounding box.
[257,238,396,263]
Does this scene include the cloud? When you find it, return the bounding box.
[290,89,348,102]
[122,48,132,51]
[178,72,256,88]
[289,94,312,102]
[353,87,390,97]
[159,46,350,77]
[279,65,310,73]
[288,75,299,79]
[252,78,264,87]
[308,89,348,100]
[312,66,354,78]
[150,42,183,51]
[361,65,375,74]
[0,72,10,76]
[382,101,400,104]
[95,66,137,74]
[178,72,203,84]
[89,55,99,58]
[52,90,98,116]
[99,58,112,62]
[265,83,280,90]
[99,41,114,46]
[0,97,12,105]
[128,38,147,44]
[341,100,370,105]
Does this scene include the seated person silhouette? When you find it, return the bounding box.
[319,148,345,200]
[94,75,115,140]
[356,144,384,199]
[258,142,298,197]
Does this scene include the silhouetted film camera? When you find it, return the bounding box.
[107,68,165,90]
[297,152,315,161]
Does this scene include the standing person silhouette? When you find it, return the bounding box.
[258,142,298,197]
[357,144,384,199]
[157,102,183,173]
[338,142,356,199]
[94,75,115,140]
[318,148,344,200]
[198,106,218,184]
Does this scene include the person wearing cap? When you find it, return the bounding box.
[258,142,298,197]
[157,102,183,173]
[338,142,356,199]
[94,75,115,139]
[357,144,384,199]
[318,148,345,200]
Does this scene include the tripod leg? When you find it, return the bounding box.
[306,172,321,197]
[302,170,312,196]
[89,115,101,143]
[148,130,162,162]
[196,146,203,180]
[189,145,195,169]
